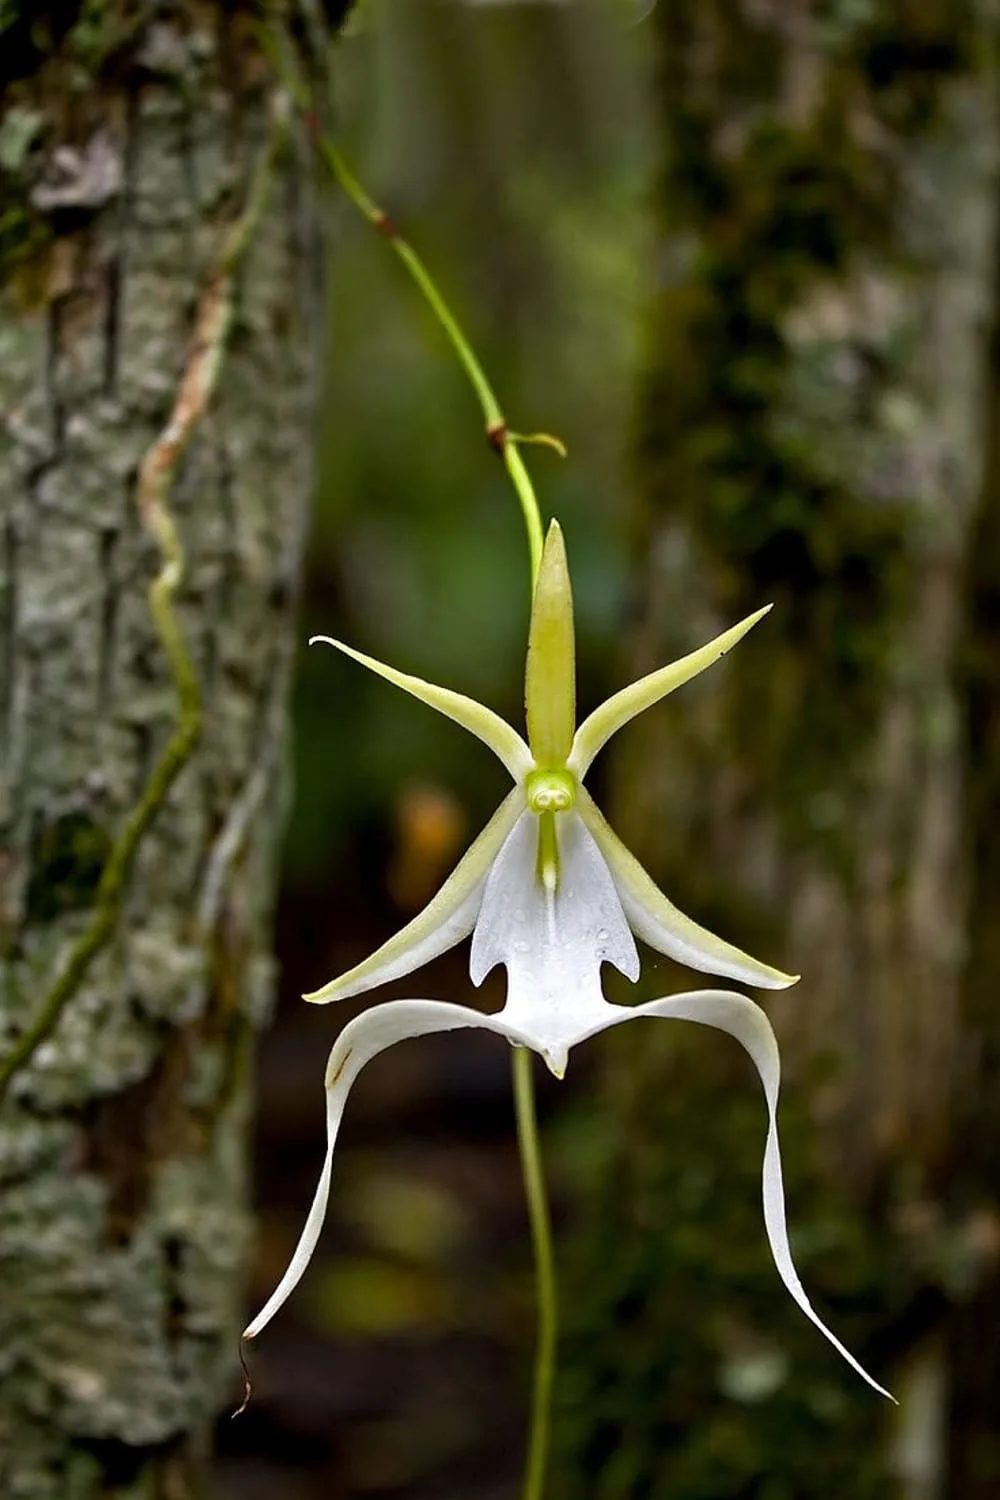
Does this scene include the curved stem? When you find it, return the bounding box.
[504,443,545,583]
[320,141,544,580]
[513,1046,558,1500]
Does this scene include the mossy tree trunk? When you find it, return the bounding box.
[557,5,1000,1498]
[0,6,343,1496]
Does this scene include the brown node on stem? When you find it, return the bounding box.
[486,421,508,453]
[372,209,397,238]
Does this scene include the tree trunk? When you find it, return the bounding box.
[0,7,334,1495]
[556,5,1000,1497]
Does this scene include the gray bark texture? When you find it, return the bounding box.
[0,6,330,1495]
[555,5,1000,1498]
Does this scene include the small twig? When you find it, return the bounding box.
[0,96,289,1104]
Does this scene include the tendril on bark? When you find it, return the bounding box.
[0,94,289,1104]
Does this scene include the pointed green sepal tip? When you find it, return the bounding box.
[569,601,774,777]
[525,520,576,767]
[308,634,531,782]
[300,789,526,1005]
[576,785,799,990]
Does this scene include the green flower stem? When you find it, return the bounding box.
[513,1045,559,1500]
[504,442,546,585]
[318,139,545,583]
[325,151,502,422]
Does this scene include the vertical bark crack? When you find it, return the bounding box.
[0,518,17,769]
[97,524,121,712]
[104,86,140,397]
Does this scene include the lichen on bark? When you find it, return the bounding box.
[0,6,326,1494]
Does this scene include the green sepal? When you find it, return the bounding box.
[568,606,772,775]
[577,787,798,990]
[310,635,531,780]
[525,520,576,767]
[305,789,525,1003]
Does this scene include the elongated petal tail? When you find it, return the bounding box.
[243,998,532,1341]
[575,991,894,1401]
[578,788,797,990]
[310,635,531,780]
[305,790,525,1004]
[569,606,771,776]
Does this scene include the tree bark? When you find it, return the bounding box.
[556,5,1000,1497]
[0,6,334,1495]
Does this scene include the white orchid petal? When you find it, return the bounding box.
[575,990,894,1401]
[471,810,639,1068]
[310,635,532,780]
[243,998,532,1341]
[577,788,797,990]
[568,607,771,776]
[305,790,525,1004]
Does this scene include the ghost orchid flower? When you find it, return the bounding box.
[244,522,890,1400]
